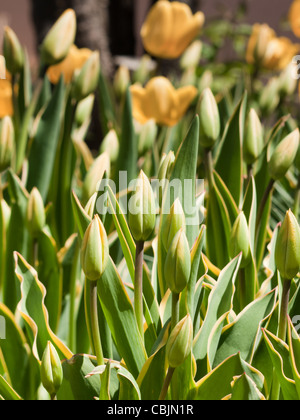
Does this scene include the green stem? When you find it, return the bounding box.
[89,280,104,366]
[134,240,144,340]
[239,268,246,311]
[68,240,80,352]
[159,367,175,401]
[203,148,214,192]
[255,179,275,234]
[171,293,180,331]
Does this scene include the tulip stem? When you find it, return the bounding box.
[90,280,104,367]
[171,293,180,331]
[159,367,175,401]
[203,148,214,191]
[134,241,144,340]
[256,179,275,234]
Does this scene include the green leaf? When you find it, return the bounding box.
[287,317,300,399]
[215,92,247,206]
[98,70,117,136]
[98,258,147,378]
[214,289,277,367]
[230,373,265,400]
[0,374,22,401]
[26,77,66,201]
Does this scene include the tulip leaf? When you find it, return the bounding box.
[214,289,277,367]
[287,318,300,399]
[14,252,73,362]
[263,329,298,401]
[98,257,147,378]
[230,373,265,400]
[193,254,241,378]
[116,365,141,400]
[215,92,247,206]
[71,190,91,239]
[26,77,65,201]
[0,374,22,401]
[98,70,117,136]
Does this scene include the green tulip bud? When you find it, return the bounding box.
[230,212,251,268]
[259,78,280,114]
[197,88,220,149]
[75,94,95,126]
[41,9,76,66]
[295,146,300,171]
[243,109,264,165]
[27,188,46,238]
[82,152,110,204]
[137,119,158,155]
[81,215,109,281]
[180,40,202,70]
[128,170,156,242]
[278,62,298,97]
[157,151,175,206]
[84,193,97,219]
[268,129,299,181]
[161,198,186,251]
[275,210,300,280]
[0,116,15,172]
[100,130,120,163]
[164,228,191,294]
[40,342,63,399]
[166,314,193,368]
[71,51,100,102]
[3,27,24,74]
[114,65,130,99]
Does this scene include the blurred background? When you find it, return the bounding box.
[0,0,297,77]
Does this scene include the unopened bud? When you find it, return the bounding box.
[244,109,264,165]
[259,78,280,114]
[164,228,191,294]
[229,212,251,268]
[128,170,156,242]
[81,215,109,281]
[84,193,97,219]
[295,146,300,171]
[82,152,110,204]
[3,27,24,74]
[100,130,119,163]
[166,314,193,368]
[114,65,130,99]
[197,88,220,149]
[41,9,76,66]
[158,151,175,206]
[27,188,45,238]
[40,342,63,398]
[75,94,95,126]
[71,51,100,102]
[180,40,202,70]
[268,129,299,181]
[275,210,300,280]
[0,116,14,172]
[137,119,158,155]
[161,199,186,251]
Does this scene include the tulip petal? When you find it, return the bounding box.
[289,0,300,38]
[175,85,198,120]
[0,80,13,118]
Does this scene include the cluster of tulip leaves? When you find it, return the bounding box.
[0,50,299,401]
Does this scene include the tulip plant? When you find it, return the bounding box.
[0,0,300,402]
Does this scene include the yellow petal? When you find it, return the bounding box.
[289,0,300,38]
[130,84,149,125]
[174,85,198,121]
[0,80,13,118]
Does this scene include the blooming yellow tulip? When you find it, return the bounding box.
[141,0,205,59]
[289,0,300,38]
[47,45,92,84]
[246,24,275,66]
[130,76,197,126]
[0,79,13,119]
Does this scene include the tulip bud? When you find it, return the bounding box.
[81,215,109,281]
[3,27,24,74]
[82,152,110,204]
[161,199,186,251]
[41,9,76,66]
[243,109,264,165]
[180,40,202,70]
[114,65,130,99]
[84,193,97,219]
[275,210,300,280]
[268,129,299,181]
[164,228,191,294]
[278,62,298,97]
[0,116,14,172]
[71,51,100,102]
[229,212,251,268]
[259,78,280,114]
[128,170,156,242]
[27,188,46,238]
[40,342,63,398]
[166,314,193,368]
[197,88,220,149]
[137,119,158,155]
[157,151,175,206]
[295,146,300,171]
[75,94,95,126]
[100,130,119,163]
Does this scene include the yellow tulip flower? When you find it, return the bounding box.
[246,23,276,66]
[130,76,197,126]
[289,0,300,38]
[141,0,205,59]
[0,78,13,119]
[47,44,93,84]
